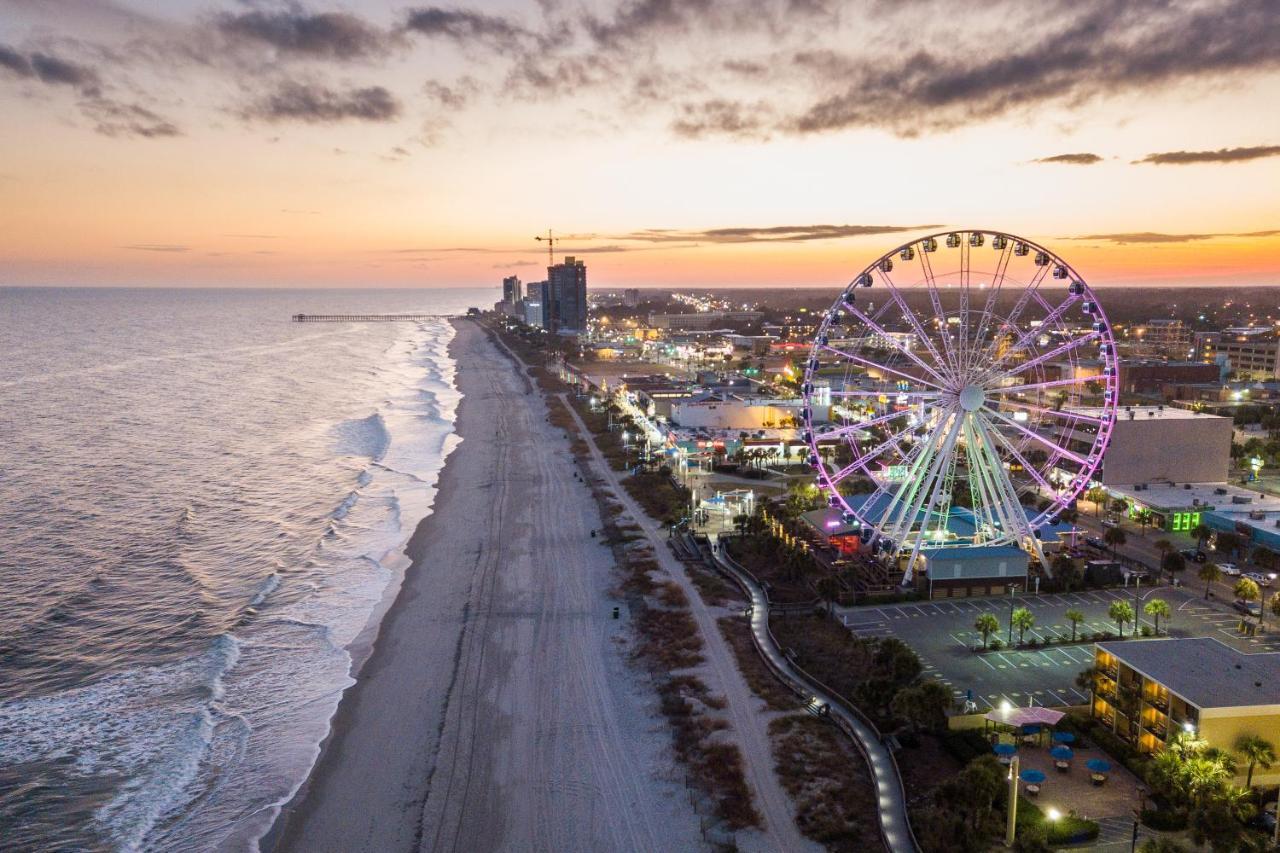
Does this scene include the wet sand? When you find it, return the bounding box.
[266,319,700,852]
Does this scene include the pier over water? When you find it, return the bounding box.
[292,314,437,322]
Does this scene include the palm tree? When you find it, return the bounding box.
[1109,599,1135,637]
[1216,531,1243,562]
[974,612,999,650]
[1065,608,1085,642]
[1104,525,1127,559]
[1235,576,1261,606]
[1144,598,1171,635]
[1190,523,1212,552]
[1154,538,1173,561]
[1234,733,1276,788]
[1160,551,1186,584]
[1011,606,1035,645]
[1198,562,1221,599]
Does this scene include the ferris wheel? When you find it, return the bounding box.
[800,230,1119,581]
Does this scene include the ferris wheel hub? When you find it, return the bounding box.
[958,384,986,412]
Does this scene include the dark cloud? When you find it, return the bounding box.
[122,243,190,252]
[621,223,942,243]
[1065,230,1280,244]
[242,82,400,123]
[781,0,1280,137]
[492,260,536,269]
[216,10,389,60]
[0,43,99,92]
[403,7,530,47]
[671,98,770,139]
[1134,145,1280,165]
[1033,152,1102,165]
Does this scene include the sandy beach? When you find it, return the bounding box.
[267,319,701,852]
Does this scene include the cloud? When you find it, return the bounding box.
[122,243,190,252]
[423,76,480,109]
[1065,230,1280,244]
[241,82,400,123]
[492,260,536,269]
[216,10,389,61]
[778,0,1280,137]
[0,43,99,92]
[402,7,530,48]
[671,99,771,139]
[620,223,942,243]
[82,98,179,137]
[1033,152,1102,165]
[1134,145,1280,165]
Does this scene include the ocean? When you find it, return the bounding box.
[0,287,492,850]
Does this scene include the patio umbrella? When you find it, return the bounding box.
[1086,758,1112,773]
[1052,731,1076,744]
[1020,769,1047,784]
[1050,745,1074,761]
[993,743,1017,756]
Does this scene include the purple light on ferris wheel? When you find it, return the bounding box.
[799,229,1119,565]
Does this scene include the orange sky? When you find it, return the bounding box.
[1,0,1279,288]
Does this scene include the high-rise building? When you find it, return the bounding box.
[624,288,641,307]
[502,275,522,306]
[545,256,588,333]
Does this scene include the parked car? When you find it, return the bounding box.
[1233,599,1262,617]
[1084,536,1108,550]
[1244,571,1276,587]
[1218,562,1240,576]
[1180,549,1207,563]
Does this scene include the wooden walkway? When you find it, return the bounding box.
[291,314,438,322]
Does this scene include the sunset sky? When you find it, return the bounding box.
[2,0,1279,288]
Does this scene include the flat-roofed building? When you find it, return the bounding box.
[1091,638,1280,784]
[1059,406,1231,486]
[1197,328,1280,380]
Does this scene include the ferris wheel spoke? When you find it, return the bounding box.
[902,417,964,572]
[918,249,962,377]
[967,244,1013,376]
[821,344,947,391]
[995,373,1098,396]
[813,406,913,441]
[839,300,952,387]
[988,398,1108,426]
[986,330,1100,384]
[970,416,1031,545]
[888,411,962,552]
[874,265,955,382]
[985,407,1089,467]
[985,292,1082,377]
[962,417,1009,543]
[980,411,1060,499]
[976,261,1053,366]
[829,389,943,399]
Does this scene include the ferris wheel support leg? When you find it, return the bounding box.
[898,414,963,586]
[973,415,1054,578]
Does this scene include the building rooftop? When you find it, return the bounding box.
[1098,638,1280,710]
[1071,405,1229,422]
[1110,481,1280,512]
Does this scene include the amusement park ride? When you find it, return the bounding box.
[800,230,1119,584]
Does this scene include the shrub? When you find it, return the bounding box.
[988,639,1003,651]
[1140,808,1187,831]
[941,729,991,764]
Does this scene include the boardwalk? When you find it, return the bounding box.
[291,313,440,322]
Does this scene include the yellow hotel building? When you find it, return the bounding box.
[1092,638,1280,786]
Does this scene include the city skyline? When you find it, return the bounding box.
[2,0,1280,288]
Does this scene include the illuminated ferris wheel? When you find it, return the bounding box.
[800,230,1119,581]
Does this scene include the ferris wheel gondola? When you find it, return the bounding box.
[801,229,1118,583]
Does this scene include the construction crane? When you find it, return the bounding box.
[535,229,557,268]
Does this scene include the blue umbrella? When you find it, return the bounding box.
[993,743,1018,756]
[1053,731,1076,744]
[1051,745,1074,760]
[1021,724,1042,735]
[1086,758,1112,773]
[1020,769,1047,784]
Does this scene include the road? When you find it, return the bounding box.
[559,393,817,853]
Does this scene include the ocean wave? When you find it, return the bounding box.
[330,412,391,462]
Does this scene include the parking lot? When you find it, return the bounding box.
[835,585,1280,713]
